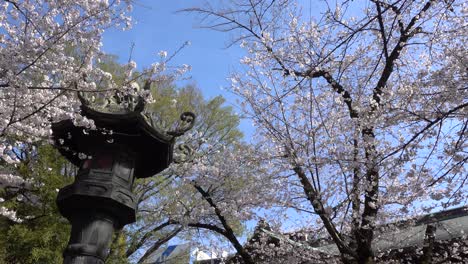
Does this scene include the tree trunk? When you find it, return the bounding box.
[419,224,436,264]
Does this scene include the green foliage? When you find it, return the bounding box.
[97,54,131,86]
[148,81,243,145]
[0,144,73,264]
[107,231,130,264]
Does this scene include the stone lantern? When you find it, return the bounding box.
[51,82,195,264]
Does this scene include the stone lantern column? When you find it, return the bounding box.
[52,84,195,263]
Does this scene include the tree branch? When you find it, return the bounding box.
[292,165,355,257]
[192,181,254,264]
[136,227,183,264]
[126,220,175,257]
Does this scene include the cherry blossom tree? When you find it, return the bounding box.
[121,83,280,264]
[187,0,467,263]
[172,144,278,264]
[0,0,126,224]
[0,0,191,160]
[0,0,134,141]
[0,0,134,183]
[0,1,193,223]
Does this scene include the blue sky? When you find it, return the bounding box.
[102,0,243,99]
[101,0,323,141]
[102,0,251,138]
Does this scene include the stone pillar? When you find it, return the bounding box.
[57,147,137,263]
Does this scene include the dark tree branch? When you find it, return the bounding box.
[372,1,390,60]
[373,0,433,106]
[192,182,255,264]
[382,102,468,161]
[126,220,175,257]
[419,224,436,264]
[186,222,227,235]
[136,227,182,264]
[292,165,355,258]
[290,69,358,119]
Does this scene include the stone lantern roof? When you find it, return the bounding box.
[51,81,195,178]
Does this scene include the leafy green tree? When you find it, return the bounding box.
[0,144,73,264]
